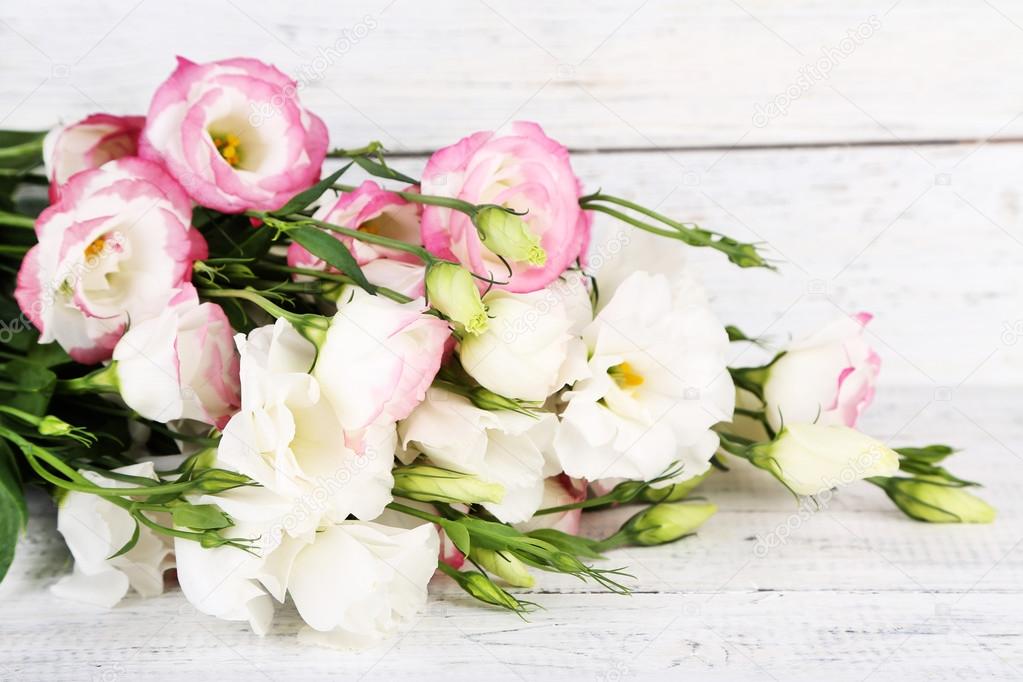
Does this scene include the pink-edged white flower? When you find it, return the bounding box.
[420,121,590,293]
[313,289,449,437]
[112,285,240,429]
[761,312,881,430]
[15,157,207,364]
[43,113,145,201]
[140,56,328,213]
[399,387,559,523]
[288,180,421,271]
[554,269,734,483]
[52,462,174,608]
[218,319,394,528]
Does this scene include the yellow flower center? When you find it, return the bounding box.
[212,132,242,167]
[609,361,644,389]
[84,236,106,260]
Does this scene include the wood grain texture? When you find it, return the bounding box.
[2,1,1023,149]
[2,388,1020,681]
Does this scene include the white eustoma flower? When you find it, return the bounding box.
[175,486,439,646]
[52,462,173,608]
[459,273,591,402]
[218,318,393,528]
[399,387,558,523]
[554,265,734,483]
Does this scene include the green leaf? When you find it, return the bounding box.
[288,225,375,293]
[270,165,351,217]
[170,503,232,530]
[0,131,45,171]
[353,156,419,185]
[525,528,605,559]
[0,439,27,582]
[107,519,141,559]
[895,445,956,464]
[0,360,56,415]
[442,521,471,557]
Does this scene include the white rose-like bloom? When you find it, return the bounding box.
[218,319,393,528]
[554,268,734,483]
[749,423,899,496]
[174,486,439,646]
[459,275,591,401]
[399,387,559,523]
[113,286,240,429]
[52,462,173,608]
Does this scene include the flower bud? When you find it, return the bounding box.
[37,415,77,437]
[466,385,539,416]
[194,469,253,493]
[638,471,710,503]
[454,569,527,611]
[882,477,995,523]
[604,502,716,549]
[748,423,899,496]
[425,262,489,335]
[393,464,505,504]
[474,206,547,266]
[470,547,535,587]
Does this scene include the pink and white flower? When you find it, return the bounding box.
[112,286,240,429]
[43,113,145,201]
[15,157,206,364]
[140,57,328,213]
[761,312,881,430]
[420,121,590,293]
[288,180,421,271]
[313,289,449,438]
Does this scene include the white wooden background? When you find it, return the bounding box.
[2,1,1023,679]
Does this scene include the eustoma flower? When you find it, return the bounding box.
[760,313,880,430]
[399,386,559,523]
[52,463,174,608]
[43,113,145,200]
[140,57,328,213]
[111,286,240,429]
[15,157,207,363]
[312,289,449,440]
[217,319,395,528]
[554,266,734,484]
[288,180,421,270]
[420,121,590,293]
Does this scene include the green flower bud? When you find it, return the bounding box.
[37,415,76,437]
[466,386,539,416]
[393,464,505,504]
[883,478,995,523]
[194,469,253,493]
[425,262,489,335]
[603,502,717,549]
[470,547,535,587]
[474,206,546,267]
[637,471,710,503]
[455,569,526,611]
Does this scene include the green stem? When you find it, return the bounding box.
[0,210,36,229]
[325,141,385,158]
[580,204,680,240]
[386,501,447,525]
[256,262,412,303]
[333,184,479,215]
[199,287,328,332]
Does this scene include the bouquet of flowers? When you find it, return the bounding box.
[0,56,993,648]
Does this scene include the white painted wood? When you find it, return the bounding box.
[2,1,1023,149]
[2,387,1019,680]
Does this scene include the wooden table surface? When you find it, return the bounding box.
[1,1,1022,679]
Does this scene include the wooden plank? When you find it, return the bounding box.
[2,1,1023,149]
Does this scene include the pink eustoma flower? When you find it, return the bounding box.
[420,121,591,293]
[15,157,207,364]
[113,285,241,429]
[139,57,328,213]
[43,113,145,201]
